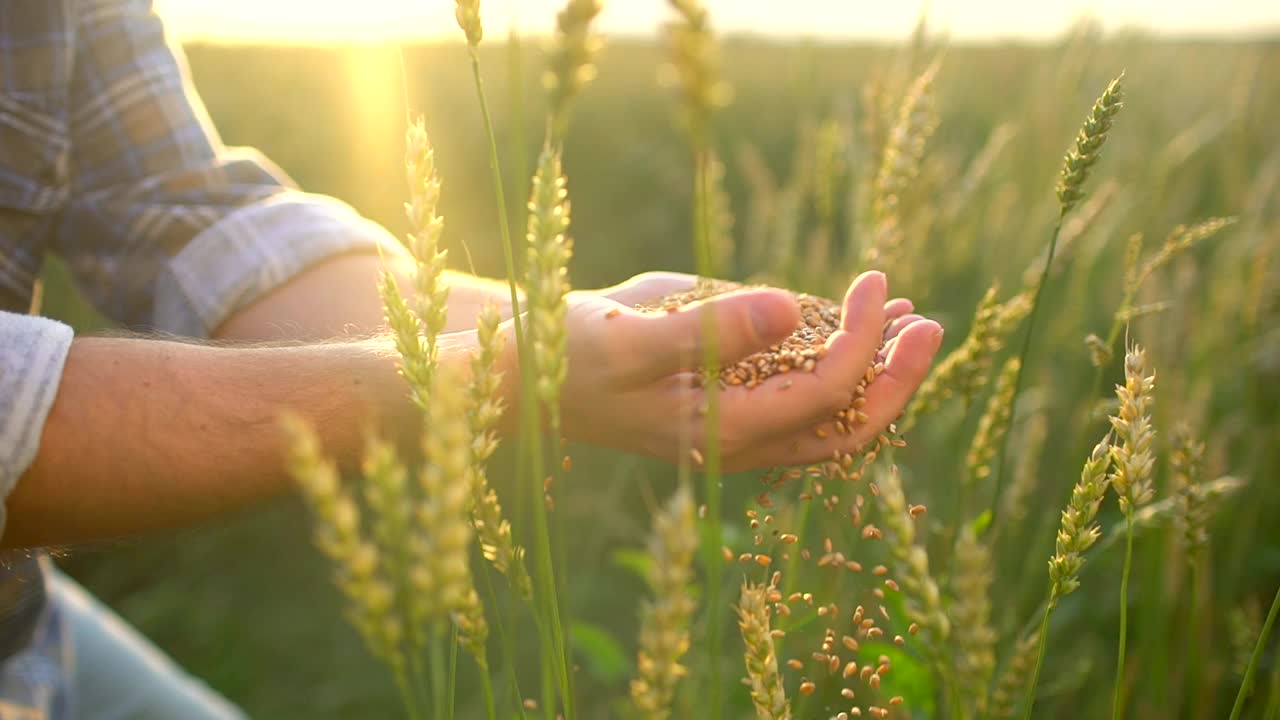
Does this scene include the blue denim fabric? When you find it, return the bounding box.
[0,560,247,720]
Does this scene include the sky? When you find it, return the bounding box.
[152,0,1280,44]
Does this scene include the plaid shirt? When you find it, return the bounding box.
[0,1,397,715]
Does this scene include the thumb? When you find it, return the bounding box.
[621,287,801,379]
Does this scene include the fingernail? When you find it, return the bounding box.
[751,304,782,338]
[930,325,945,351]
[750,294,794,338]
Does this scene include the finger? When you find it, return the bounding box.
[715,271,888,448]
[859,318,945,436]
[725,318,943,470]
[884,298,914,318]
[610,287,801,380]
[598,271,700,306]
[885,313,924,341]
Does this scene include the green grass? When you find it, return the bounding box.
[50,31,1280,719]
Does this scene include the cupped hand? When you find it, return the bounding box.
[520,270,942,471]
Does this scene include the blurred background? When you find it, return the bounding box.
[44,1,1279,718]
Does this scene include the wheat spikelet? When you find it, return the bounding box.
[876,465,949,648]
[966,357,1021,488]
[630,485,699,720]
[905,286,1031,427]
[407,364,485,657]
[468,303,531,598]
[950,526,997,714]
[812,117,850,228]
[453,0,482,47]
[403,120,450,341]
[864,61,939,273]
[989,631,1040,719]
[1056,73,1124,215]
[525,143,574,438]
[1101,475,1244,550]
[1048,438,1112,601]
[454,586,491,668]
[383,118,451,410]
[1172,423,1209,562]
[1108,345,1156,514]
[545,0,604,139]
[663,0,731,140]
[1134,217,1236,290]
[706,150,736,276]
[282,417,405,671]
[737,581,791,720]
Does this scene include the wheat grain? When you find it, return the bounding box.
[875,465,948,649]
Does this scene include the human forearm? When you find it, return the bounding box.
[5,336,415,549]
[213,252,519,341]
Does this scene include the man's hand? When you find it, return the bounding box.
[515,270,942,471]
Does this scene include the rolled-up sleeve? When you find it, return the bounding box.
[52,0,399,337]
[0,313,72,530]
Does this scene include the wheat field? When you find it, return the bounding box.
[46,16,1280,720]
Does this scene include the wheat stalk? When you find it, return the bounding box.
[631,485,699,720]
[525,144,574,443]
[738,581,792,720]
[1107,344,1156,720]
[905,285,1031,428]
[950,526,998,715]
[468,303,531,598]
[1021,437,1111,720]
[864,61,940,277]
[281,417,420,718]
[965,357,1021,493]
[545,0,604,140]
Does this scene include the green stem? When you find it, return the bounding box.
[1263,636,1280,720]
[1112,511,1135,720]
[408,653,431,719]
[465,48,574,720]
[393,668,424,720]
[448,625,459,720]
[692,146,725,720]
[1186,560,1203,718]
[431,625,447,720]
[1230,583,1280,720]
[990,214,1064,525]
[1021,602,1055,720]
[480,564,527,720]
[542,631,556,720]
[480,662,499,720]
